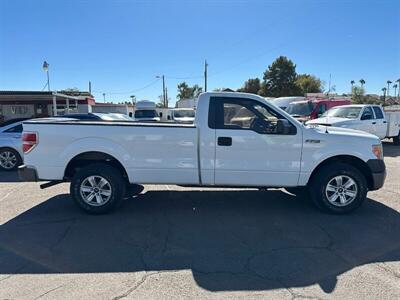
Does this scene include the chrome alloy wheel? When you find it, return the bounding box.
[325,175,358,207]
[0,150,17,170]
[80,175,112,206]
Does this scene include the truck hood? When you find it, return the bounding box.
[308,124,379,140]
[307,117,352,125]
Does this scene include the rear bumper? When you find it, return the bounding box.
[18,165,38,182]
[367,159,386,190]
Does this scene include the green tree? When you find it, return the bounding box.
[237,78,261,94]
[259,56,299,97]
[295,74,323,94]
[177,82,203,100]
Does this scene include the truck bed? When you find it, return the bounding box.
[23,119,199,184]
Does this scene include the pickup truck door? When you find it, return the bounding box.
[210,97,302,187]
[359,106,376,135]
[372,106,387,139]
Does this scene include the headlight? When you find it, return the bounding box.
[372,144,383,160]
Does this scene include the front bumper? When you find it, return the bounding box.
[367,159,386,190]
[18,165,38,182]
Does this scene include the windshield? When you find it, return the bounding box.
[134,110,157,118]
[285,102,315,116]
[322,107,362,119]
[173,110,195,118]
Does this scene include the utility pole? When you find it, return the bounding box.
[204,60,208,92]
[165,87,168,108]
[328,73,332,95]
[89,81,92,94]
[156,75,166,107]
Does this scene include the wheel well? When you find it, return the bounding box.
[0,147,21,158]
[308,155,374,189]
[64,151,129,182]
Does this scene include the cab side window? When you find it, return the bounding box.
[372,107,384,119]
[4,124,23,133]
[317,104,327,117]
[361,107,374,120]
[209,97,296,135]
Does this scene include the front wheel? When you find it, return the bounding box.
[309,162,368,214]
[70,163,126,214]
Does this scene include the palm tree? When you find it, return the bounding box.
[387,80,392,97]
[350,80,355,93]
[359,79,366,88]
[382,87,387,103]
[393,84,398,100]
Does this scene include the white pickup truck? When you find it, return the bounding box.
[19,92,386,214]
[307,104,400,144]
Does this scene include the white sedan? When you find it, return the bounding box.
[0,119,26,171]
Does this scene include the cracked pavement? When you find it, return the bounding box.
[0,142,399,299]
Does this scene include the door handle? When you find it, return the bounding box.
[372,122,376,124]
[383,121,387,124]
[217,137,232,146]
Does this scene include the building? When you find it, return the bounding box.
[0,91,95,123]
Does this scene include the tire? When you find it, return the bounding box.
[309,162,368,214]
[0,148,22,171]
[70,163,126,214]
[284,187,311,199]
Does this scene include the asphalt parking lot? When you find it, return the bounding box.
[0,143,399,299]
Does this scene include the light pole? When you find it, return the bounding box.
[102,93,106,103]
[156,75,166,107]
[42,61,50,91]
[130,95,136,105]
[43,61,57,116]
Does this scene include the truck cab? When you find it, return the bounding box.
[286,98,352,122]
[307,104,400,141]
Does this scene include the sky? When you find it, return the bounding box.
[0,0,399,106]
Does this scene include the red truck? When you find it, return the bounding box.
[285,98,351,122]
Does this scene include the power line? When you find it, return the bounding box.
[92,78,160,95]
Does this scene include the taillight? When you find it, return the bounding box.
[22,132,38,153]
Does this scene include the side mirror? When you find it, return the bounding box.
[276,119,295,135]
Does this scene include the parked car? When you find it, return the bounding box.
[106,113,134,121]
[286,98,352,122]
[0,119,27,171]
[171,108,195,123]
[307,104,400,143]
[20,92,385,215]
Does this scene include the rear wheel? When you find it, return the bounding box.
[309,162,367,214]
[70,163,126,214]
[0,148,22,171]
